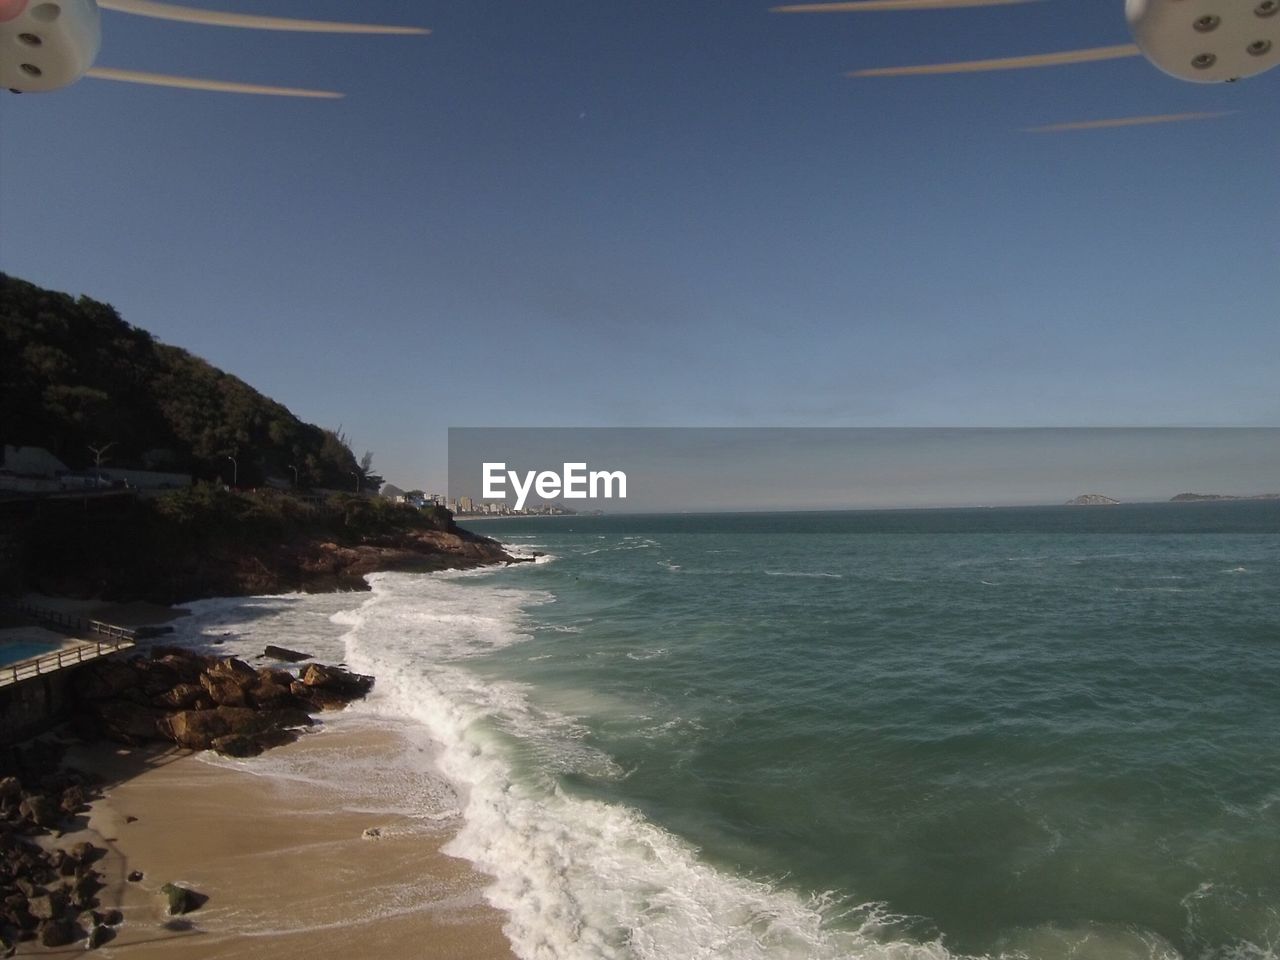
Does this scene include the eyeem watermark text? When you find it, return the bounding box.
[482,462,627,511]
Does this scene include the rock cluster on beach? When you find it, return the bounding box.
[0,741,118,953]
[0,648,374,952]
[72,647,375,757]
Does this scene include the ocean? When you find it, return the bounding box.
[166,501,1280,960]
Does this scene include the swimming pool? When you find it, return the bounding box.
[0,641,58,666]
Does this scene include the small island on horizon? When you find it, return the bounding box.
[1170,492,1280,502]
[1066,493,1280,506]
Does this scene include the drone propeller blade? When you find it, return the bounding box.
[96,0,428,35]
[85,66,342,97]
[775,0,1036,12]
[850,43,1140,75]
[1026,111,1235,133]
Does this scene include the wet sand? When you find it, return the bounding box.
[46,723,515,960]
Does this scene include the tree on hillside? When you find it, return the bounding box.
[356,451,384,493]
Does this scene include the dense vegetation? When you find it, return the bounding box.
[0,485,461,601]
[0,273,379,489]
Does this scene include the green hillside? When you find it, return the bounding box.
[0,273,369,489]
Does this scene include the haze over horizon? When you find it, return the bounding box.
[447,428,1280,512]
[2,0,1276,493]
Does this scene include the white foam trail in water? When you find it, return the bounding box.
[765,570,844,579]
[328,571,980,960]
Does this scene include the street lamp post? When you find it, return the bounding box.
[351,470,360,493]
[227,455,238,487]
[87,441,116,487]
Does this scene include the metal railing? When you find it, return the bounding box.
[0,601,137,688]
[1,637,136,688]
[10,600,138,642]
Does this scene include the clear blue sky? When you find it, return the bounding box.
[2,0,1277,492]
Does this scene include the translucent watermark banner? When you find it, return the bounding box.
[446,427,1280,516]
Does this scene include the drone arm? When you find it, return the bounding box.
[849,44,1141,76]
[96,0,428,35]
[85,66,342,97]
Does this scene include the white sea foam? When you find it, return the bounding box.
[764,570,843,579]
[499,540,557,565]
[314,572,993,960]
[625,647,668,661]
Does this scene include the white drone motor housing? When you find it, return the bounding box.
[1126,0,1279,82]
[1,0,101,93]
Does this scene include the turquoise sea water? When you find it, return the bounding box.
[170,501,1280,960]
[460,503,1280,960]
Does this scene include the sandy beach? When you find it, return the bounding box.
[38,720,515,960]
[2,594,515,958]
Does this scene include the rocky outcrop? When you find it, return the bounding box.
[269,528,514,596]
[1065,494,1120,505]
[71,648,373,757]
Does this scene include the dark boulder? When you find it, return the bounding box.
[59,784,87,815]
[290,684,350,712]
[159,710,230,750]
[299,664,374,698]
[72,660,139,700]
[38,918,76,947]
[86,922,113,948]
[247,682,301,711]
[26,889,65,921]
[18,795,60,830]
[159,882,204,916]
[257,667,295,687]
[206,658,257,686]
[136,661,180,697]
[92,701,166,743]
[155,682,205,710]
[68,841,100,865]
[209,735,264,758]
[70,873,100,910]
[151,653,205,685]
[160,706,312,750]
[199,674,247,708]
[263,645,312,663]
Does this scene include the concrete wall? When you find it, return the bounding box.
[0,670,75,746]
